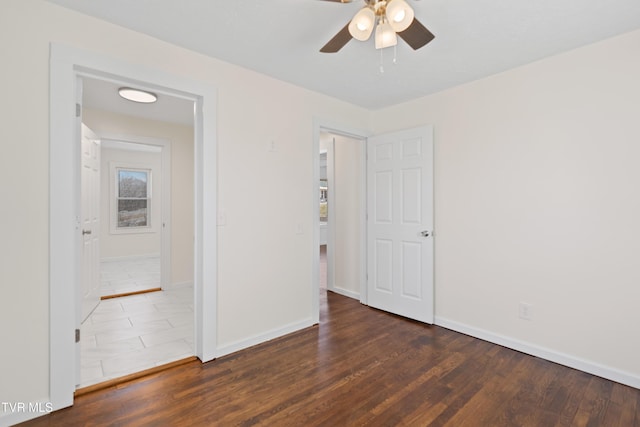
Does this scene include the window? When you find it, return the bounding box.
[116,168,151,229]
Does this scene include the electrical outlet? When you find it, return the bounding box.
[518,302,533,321]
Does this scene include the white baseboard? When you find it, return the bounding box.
[164,281,193,290]
[328,286,360,300]
[0,399,54,427]
[435,316,640,390]
[216,318,316,359]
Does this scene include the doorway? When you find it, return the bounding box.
[313,122,435,327]
[50,44,217,411]
[97,136,169,298]
[313,123,367,323]
[78,102,192,388]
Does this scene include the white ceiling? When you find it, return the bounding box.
[82,77,194,125]
[50,0,640,110]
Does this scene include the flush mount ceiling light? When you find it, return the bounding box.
[118,87,158,103]
[320,0,434,53]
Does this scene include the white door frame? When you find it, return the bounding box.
[100,135,172,290]
[311,119,368,323]
[50,43,218,411]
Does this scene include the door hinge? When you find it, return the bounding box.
[76,103,81,118]
[75,328,80,343]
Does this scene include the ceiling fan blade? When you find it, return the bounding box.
[317,0,353,3]
[397,18,435,50]
[320,23,353,53]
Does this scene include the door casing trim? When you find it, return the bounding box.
[50,43,218,410]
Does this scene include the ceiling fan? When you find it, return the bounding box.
[320,0,435,53]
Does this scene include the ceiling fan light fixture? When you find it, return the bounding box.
[348,7,375,41]
[375,18,397,49]
[118,87,158,104]
[319,0,434,54]
[386,0,415,32]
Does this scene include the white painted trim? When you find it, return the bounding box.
[435,316,640,390]
[216,319,316,358]
[330,287,360,300]
[100,139,162,152]
[0,398,54,427]
[49,43,218,412]
[194,75,218,364]
[325,137,335,293]
[50,43,79,411]
[311,123,321,325]
[100,134,174,148]
[312,119,369,324]
[358,138,368,305]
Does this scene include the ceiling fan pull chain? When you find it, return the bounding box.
[393,44,397,64]
[380,48,385,73]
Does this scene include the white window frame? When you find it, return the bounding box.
[110,162,156,234]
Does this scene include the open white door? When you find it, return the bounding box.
[367,126,434,323]
[80,123,101,323]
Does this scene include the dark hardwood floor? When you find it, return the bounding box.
[21,291,639,426]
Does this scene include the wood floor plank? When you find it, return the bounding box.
[608,382,640,427]
[554,369,594,426]
[17,291,640,427]
[486,357,563,427]
[571,376,614,426]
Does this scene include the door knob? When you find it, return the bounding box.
[82,229,92,235]
[420,230,430,237]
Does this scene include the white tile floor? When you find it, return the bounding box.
[100,256,161,296]
[80,284,194,388]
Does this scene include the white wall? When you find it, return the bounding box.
[319,132,364,298]
[333,135,363,297]
[0,0,369,419]
[99,145,162,259]
[370,29,640,383]
[84,108,194,285]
